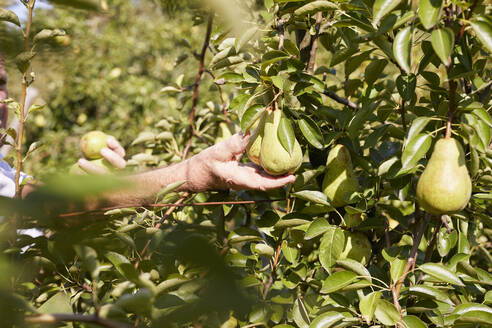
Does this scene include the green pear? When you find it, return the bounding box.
[246,113,266,165]
[416,138,472,215]
[259,109,302,175]
[339,231,372,265]
[215,122,233,144]
[322,144,359,207]
[80,130,108,159]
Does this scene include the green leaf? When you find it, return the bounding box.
[37,292,72,314]
[298,114,323,149]
[0,9,20,26]
[236,26,258,51]
[431,28,454,66]
[418,0,443,30]
[402,315,428,328]
[309,311,345,328]
[319,226,345,271]
[470,17,492,53]
[472,107,492,128]
[261,50,290,69]
[407,285,453,305]
[241,104,265,133]
[452,303,492,324]
[401,133,432,171]
[292,298,310,328]
[336,259,371,282]
[216,72,244,84]
[294,1,338,17]
[396,73,417,101]
[156,180,186,200]
[419,263,464,286]
[373,0,403,25]
[359,291,381,324]
[365,59,387,86]
[437,228,457,257]
[105,251,139,282]
[73,245,100,280]
[292,190,331,206]
[404,117,432,148]
[278,115,295,155]
[282,241,300,264]
[374,299,401,326]
[393,26,413,73]
[33,29,66,44]
[305,218,331,240]
[321,271,358,294]
[390,257,407,283]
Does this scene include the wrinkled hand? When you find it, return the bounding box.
[186,133,295,192]
[78,136,126,174]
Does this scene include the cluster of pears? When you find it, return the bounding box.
[69,130,112,174]
[416,138,472,215]
[246,109,303,175]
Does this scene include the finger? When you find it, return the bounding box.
[212,132,250,161]
[101,147,126,169]
[226,163,296,190]
[78,159,109,175]
[106,136,126,157]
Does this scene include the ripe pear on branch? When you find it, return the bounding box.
[258,109,303,176]
[322,144,359,207]
[416,138,472,215]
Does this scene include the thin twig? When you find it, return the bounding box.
[394,214,430,297]
[457,0,480,40]
[183,15,214,159]
[135,193,189,268]
[15,1,35,197]
[399,98,407,132]
[262,239,283,300]
[445,76,457,139]
[308,12,323,73]
[441,215,452,233]
[25,313,132,328]
[323,89,360,110]
[58,198,283,218]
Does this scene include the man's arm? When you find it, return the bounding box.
[104,133,295,206]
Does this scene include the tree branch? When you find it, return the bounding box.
[323,89,360,110]
[25,313,132,328]
[307,12,322,73]
[183,15,214,159]
[15,1,35,197]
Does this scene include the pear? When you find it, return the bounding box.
[339,231,372,265]
[215,122,233,144]
[416,138,472,215]
[322,144,359,207]
[259,109,302,175]
[246,113,266,165]
[80,130,108,159]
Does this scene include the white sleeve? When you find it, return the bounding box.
[0,159,31,198]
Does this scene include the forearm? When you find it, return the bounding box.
[104,157,208,206]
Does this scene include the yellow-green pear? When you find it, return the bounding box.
[259,109,302,175]
[215,122,233,144]
[246,113,266,165]
[322,144,359,207]
[80,130,108,159]
[416,138,472,215]
[339,231,372,265]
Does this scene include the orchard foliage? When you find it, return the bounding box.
[0,0,491,327]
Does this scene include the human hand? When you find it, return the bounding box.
[186,133,296,192]
[77,136,126,174]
